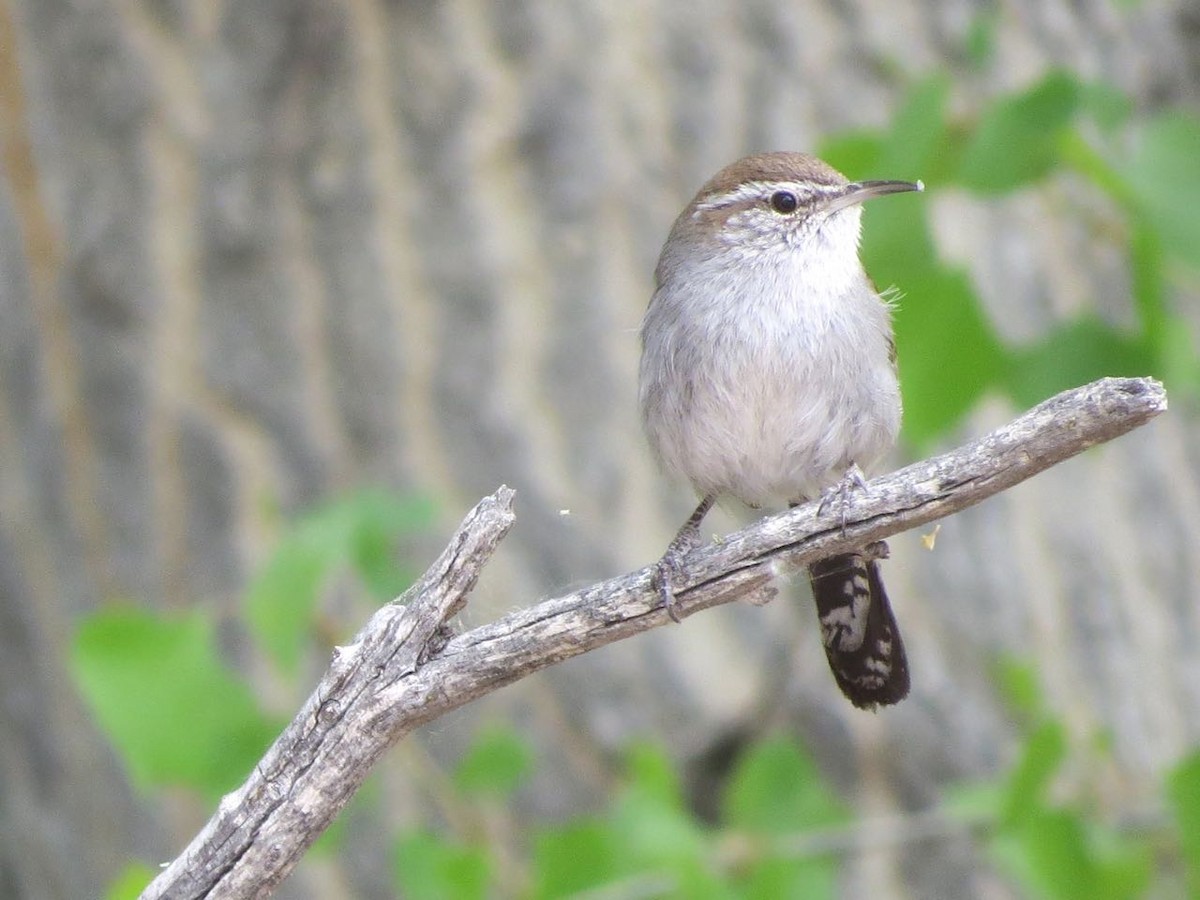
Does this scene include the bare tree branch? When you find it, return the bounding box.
[140,376,1166,899]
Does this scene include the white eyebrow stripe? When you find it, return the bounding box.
[694,180,842,211]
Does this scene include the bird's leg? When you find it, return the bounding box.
[817,463,869,534]
[652,494,716,622]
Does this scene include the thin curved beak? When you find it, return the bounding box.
[824,178,924,214]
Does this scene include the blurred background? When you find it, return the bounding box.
[2,1,1200,898]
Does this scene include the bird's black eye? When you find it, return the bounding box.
[769,191,799,214]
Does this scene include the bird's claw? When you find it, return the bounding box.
[652,556,684,623]
[817,464,869,535]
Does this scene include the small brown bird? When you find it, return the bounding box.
[638,152,922,708]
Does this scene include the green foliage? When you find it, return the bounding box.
[395,699,1200,900]
[246,489,435,673]
[723,737,846,835]
[956,71,1081,192]
[990,809,1151,900]
[103,862,155,900]
[722,738,848,897]
[823,70,1200,448]
[73,490,434,892]
[395,830,491,900]
[1126,113,1200,268]
[992,655,1048,721]
[963,4,1000,69]
[71,605,278,796]
[1166,751,1200,895]
[454,725,535,796]
[947,668,1155,900]
[533,818,622,898]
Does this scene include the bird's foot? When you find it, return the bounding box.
[817,463,869,534]
[652,551,687,624]
[651,494,716,622]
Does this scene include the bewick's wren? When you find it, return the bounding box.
[639,151,923,709]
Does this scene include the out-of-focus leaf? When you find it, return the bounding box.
[738,855,839,900]
[1003,318,1152,409]
[611,744,708,868]
[104,862,155,900]
[532,819,621,899]
[723,738,846,834]
[245,490,435,673]
[964,4,1000,69]
[1079,81,1133,133]
[957,71,1081,192]
[876,75,954,181]
[1166,752,1200,895]
[454,726,533,797]
[993,808,1151,900]
[942,781,1007,821]
[992,656,1046,721]
[71,606,277,796]
[394,831,489,900]
[819,131,884,182]
[1087,825,1153,900]
[1126,112,1200,268]
[991,809,1095,900]
[857,166,1007,445]
[824,76,952,187]
[1128,221,1168,344]
[1001,720,1067,826]
[722,739,845,900]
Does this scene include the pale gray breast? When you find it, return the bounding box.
[641,267,899,505]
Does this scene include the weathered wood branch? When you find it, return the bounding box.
[140,376,1166,899]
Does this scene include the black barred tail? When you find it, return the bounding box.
[808,552,910,709]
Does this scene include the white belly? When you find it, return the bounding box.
[641,281,901,507]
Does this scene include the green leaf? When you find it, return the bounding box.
[957,71,1081,192]
[1087,824,1153,900]
[1003,318,1152,409]
[103,862,156,900]
[818,131,884,181]
[942,781,1007,821]
[1160,316,1200,393]
[855,180,1006,447]
[453,726,533,797]
[897,268,1006,445]
[823,76,952,187]
[532,818,621,898]
[992,809,1150,900]
[1126,112,1200,268]
[625,742,687,808]
[739,856,839,900]
[612,781,708,867]
[394,831,489,900]
[723,738,846,834]
[963,4,1000,69]
[674,861,738,899]
[721,739,845,899]
[1166,752,1200,894]
[876,75,953,181]
[71,606,277,795]
[245,490,435,673]
[1128,221,1168,345]
[1078,81,1133,133]
[991,809,1095,900]
[611,744,708,867]
[346,490,436,598]
[1001,720,1068,826]
[992,657,1046,721]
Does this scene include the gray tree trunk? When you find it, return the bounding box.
[0,1,1196,898]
